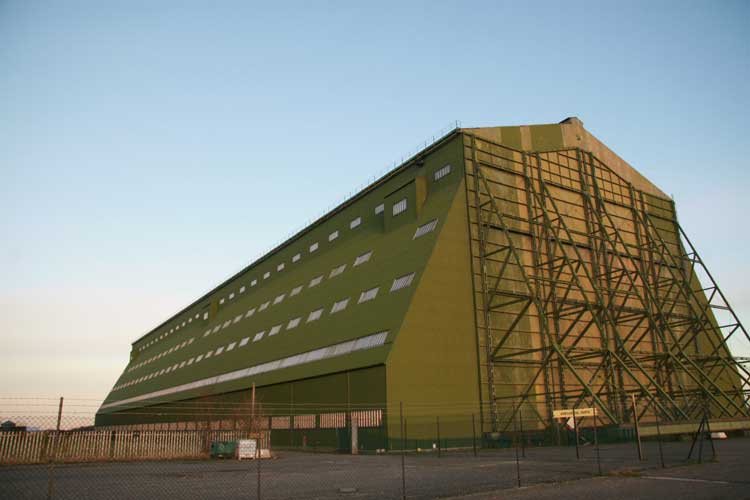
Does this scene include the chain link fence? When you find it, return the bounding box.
[1,396,748,499]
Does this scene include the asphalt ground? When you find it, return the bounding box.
[1,438,748,499]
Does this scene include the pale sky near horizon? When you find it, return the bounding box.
[1,1,749,418]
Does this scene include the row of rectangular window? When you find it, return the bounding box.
[117,271,415,390]
[271,410,382,430]
[106,409,383,431]
[136,165,450,353]
[138,213,370,352]
[215,214,367,308]
[137,311,205,352]
[126,249,376,378]
[103,331,389,409]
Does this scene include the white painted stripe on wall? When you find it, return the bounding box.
[100,331,389,411]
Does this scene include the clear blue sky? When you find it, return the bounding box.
[1,1,748,407]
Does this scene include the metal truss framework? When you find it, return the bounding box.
[464,133,750,432]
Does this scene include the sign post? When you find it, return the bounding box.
[552,408,598,460]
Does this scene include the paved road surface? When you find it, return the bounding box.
[1,438,747,499]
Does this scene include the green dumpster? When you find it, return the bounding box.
[210,440,237,459]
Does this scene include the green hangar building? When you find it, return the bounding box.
[97,118,749,449]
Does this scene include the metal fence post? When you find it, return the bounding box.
[436,416,441,458]
[703,402,717,462]
[512,405,521,488]
[573,409,580,460]
[593,407,602,476]
[400,402,406,500]
[256,430,262,500]
[47,396,63,500]
[471,414,477,457]
[655,405,665,468]
[518,407,526,458]
[632,395,644,461]
[401,417,409,451]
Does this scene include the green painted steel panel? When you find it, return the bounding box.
[97,134,465,421]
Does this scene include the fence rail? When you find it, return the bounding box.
[0,429,269,464]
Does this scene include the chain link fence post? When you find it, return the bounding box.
[46,396,63,500]
[703,400,717,462]
[256,430,261,500]
[631,395,644,461]
[593,406,601,476]
[471,413,477,457]
[654,401,665,468]
[436,416,441,458]
[518,405,525,458]
[400,402,406,500]
[512,403,521,488]
[573,409,580,460]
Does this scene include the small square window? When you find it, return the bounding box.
[263,271,271,280]
[259,301,270,311]
[240,286,246,293]
[307,308,324,322]
[309,275,323,288]
[309,242,319,253]
[358,286,379,303]
[219,298,225,305]
[287,317,301,330]
[329,264,346,278]
[277,262,285,272]
[413,219,439,239]
[251,279,258,287]
[253,331,265,342]
[245,307,256,318]
[227,342,236,351]
[290,285,303,296]
[233,314,242,324]
[331,298,349,314]
[292,253,301,263]
[434,164,452,181]
[393,198,407,216]
[390,272,416,292]
[354,250,372,267]
[269,324,282,336]
[350,216,361,229]
[273,293,285,305]
[229,292,235,300]
[328,230,339,242]
[215,346,225,355]
[375,203,384,215]
[239,337,250,347]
